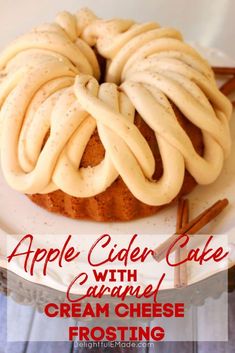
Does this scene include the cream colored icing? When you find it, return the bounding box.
[0,8,232,205]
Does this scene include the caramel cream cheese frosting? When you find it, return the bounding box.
[0,8,232,205]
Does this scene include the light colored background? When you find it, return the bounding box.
[0,0,234,57]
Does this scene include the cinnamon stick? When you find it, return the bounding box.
[212,67,235,75]
[174,199,185,288]
[220,76,235,96]
[180,200,189,286]
[174,199,189,288]
[153,199,229,262]
[212,66,235,101]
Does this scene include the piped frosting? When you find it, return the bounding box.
[0,8,232,206]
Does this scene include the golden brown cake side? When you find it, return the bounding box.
[28,105,203,221]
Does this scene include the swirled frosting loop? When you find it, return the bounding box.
[0,8,232,206]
